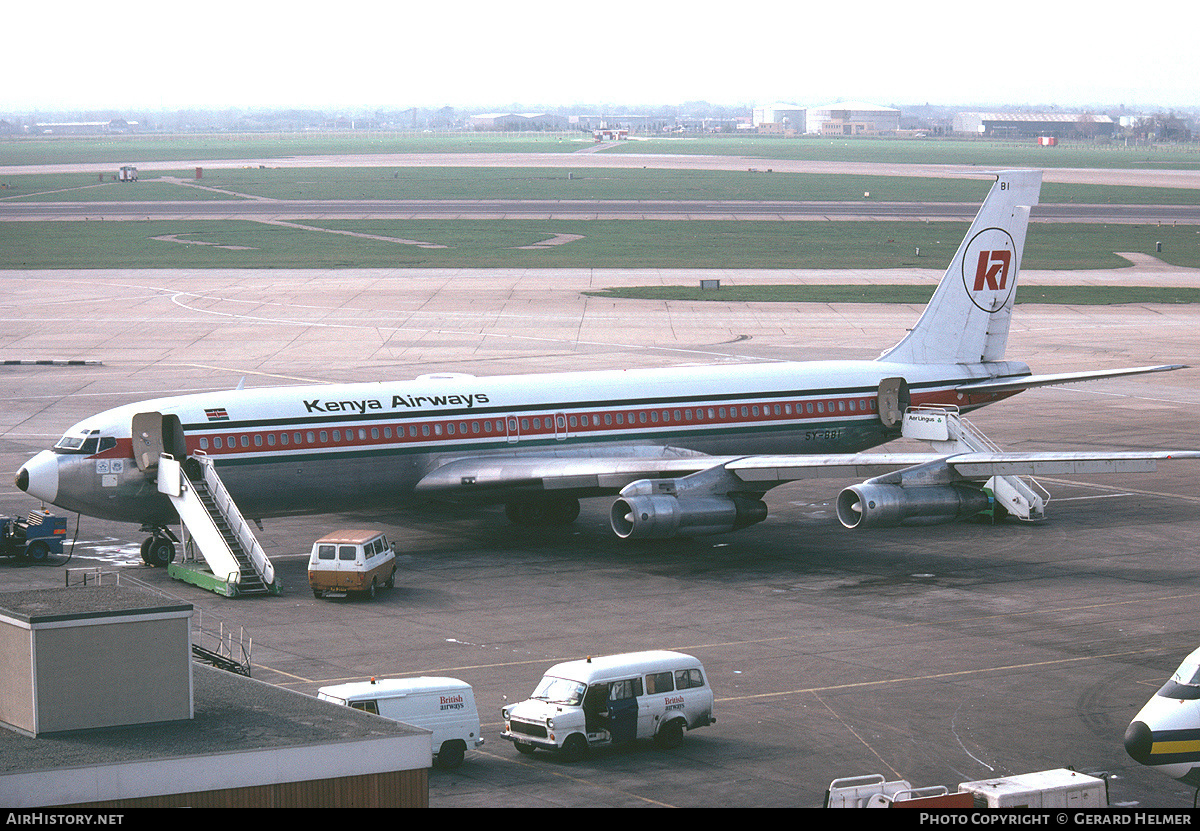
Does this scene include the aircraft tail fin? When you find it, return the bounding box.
[880,170,1042,365]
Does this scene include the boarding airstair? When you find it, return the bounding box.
[156,452,280,597]
[901,405,1048,521]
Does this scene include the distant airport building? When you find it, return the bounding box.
[469,112,568,131]
[753,104,806,133]
[29,119,137,135]
[953,112,1117,139]
[806,101,899,136]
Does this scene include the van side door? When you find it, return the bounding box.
[607,678,641,744]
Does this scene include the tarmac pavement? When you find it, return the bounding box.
[2,265,1199,807]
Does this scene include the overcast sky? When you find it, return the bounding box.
[7,0,1198,113]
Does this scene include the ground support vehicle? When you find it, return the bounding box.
[318,677,483,769]
[307,530,396,599]
[0,510,67,562]
[501,650,715,761]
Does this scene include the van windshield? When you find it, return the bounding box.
[531,676,586,706]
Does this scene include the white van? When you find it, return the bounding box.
[308,529,396,599]
[317,677,483,769]
[501,650,715,761]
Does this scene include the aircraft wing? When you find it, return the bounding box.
[728,450,1200,486]
[416,446,1199,537]
[420,446,1144,498]
[418,448,1200,497]
[955,364,1187,396]
[414,447,740,497]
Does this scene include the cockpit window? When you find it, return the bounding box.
[1173,660,1200,686]
[54,430,114,455]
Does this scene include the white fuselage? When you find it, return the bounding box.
[17,358,1028,526]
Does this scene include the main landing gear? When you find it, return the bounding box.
[505,496,581,527]
[139,527,178,568]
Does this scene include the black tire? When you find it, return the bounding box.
[435,741,466,770]
[312,588,323,599]
[139,537,153,565]
[655,719,685,749]
[147,538,175,568]
[514,742,537,756]
[367,579,377,599]
[25,541,50,562]
[385,568,395,589]
[560,733,588,762]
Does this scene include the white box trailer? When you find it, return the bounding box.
[826,768,1106,808]
[957,768,1107,808]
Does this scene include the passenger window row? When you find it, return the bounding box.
[191,398,878,453]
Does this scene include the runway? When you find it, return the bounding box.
[3,198,1199,224]
[1,266,1199,807]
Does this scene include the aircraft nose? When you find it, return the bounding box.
[1124,720,1153,764]
[15,450,59,504]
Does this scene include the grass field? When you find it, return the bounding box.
[608,135,1200,171]
[2,133,1197,291]
[0,133,585,165]
[3,167,1199,205]
[3,218,1196,271]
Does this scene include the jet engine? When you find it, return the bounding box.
[611,492,767,539]
[609,467,768,540]
[836,483,992,529]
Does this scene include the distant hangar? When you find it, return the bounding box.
[469,112,568,130]
[806,101,900,136]
[953,112,1117,138]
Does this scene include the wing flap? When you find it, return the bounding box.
[415,451,735,495]
[727,454,945,483]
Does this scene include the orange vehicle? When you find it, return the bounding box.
[307,530,397,599]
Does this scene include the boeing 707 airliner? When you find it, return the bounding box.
[15,170,1198,565]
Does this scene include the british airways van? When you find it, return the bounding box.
[501,650,715,761]
[318,677,483,769]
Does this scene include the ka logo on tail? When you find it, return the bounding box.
[973,250,1011,291]
[961,227,1017,313]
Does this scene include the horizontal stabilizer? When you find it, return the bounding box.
[956,364,1187,395]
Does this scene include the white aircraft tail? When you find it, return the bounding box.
[881,170,1042,365]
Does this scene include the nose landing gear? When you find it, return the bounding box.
[139,528,178,568]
